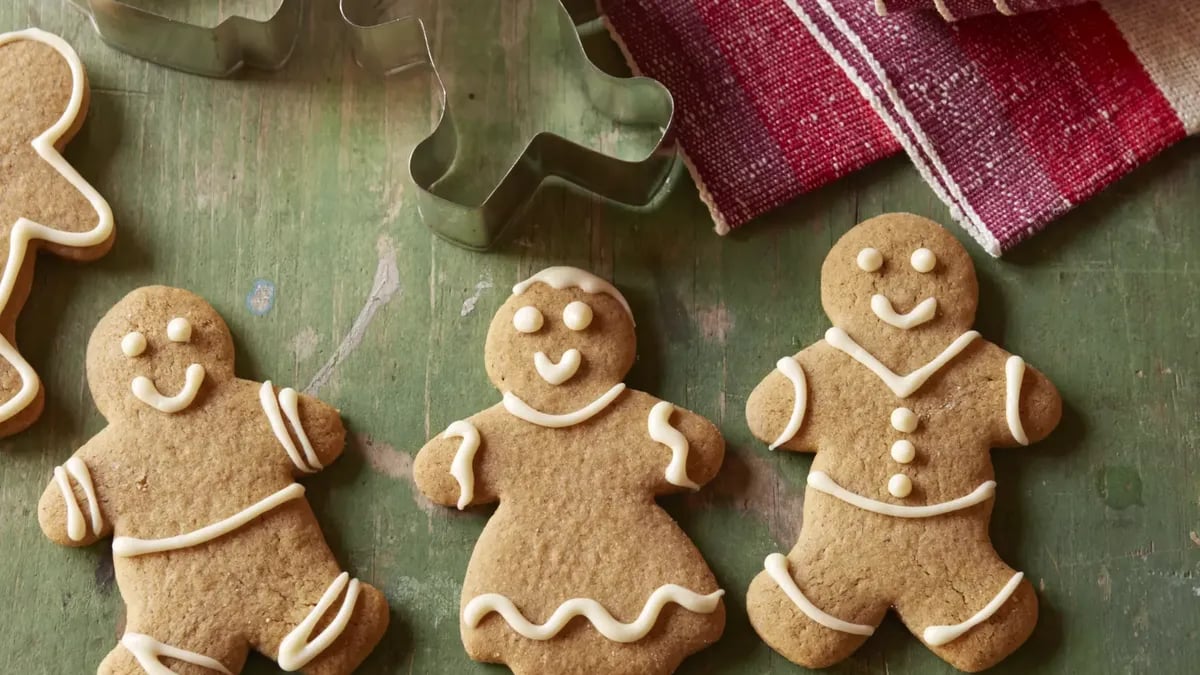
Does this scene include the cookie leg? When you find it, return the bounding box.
[897,559,1037,672]
[253,571,389,675]
[746,553,884,669]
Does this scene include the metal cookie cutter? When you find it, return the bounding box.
[341,0,679,250]
[69,0,302,77]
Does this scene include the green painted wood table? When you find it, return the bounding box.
[1,1,1197,673]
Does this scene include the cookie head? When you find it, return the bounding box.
[485,267,636,411]
[0,31,80,148]
[86,286,235,419]
[821,214,978,337]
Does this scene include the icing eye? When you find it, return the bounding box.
[121,332,146,357]
[856,248,883,272]
[166,317,192,343]
[513,306,544,333]
[562,301,593,331]
[911,248,936,273]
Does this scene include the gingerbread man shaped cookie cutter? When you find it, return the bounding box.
[70,0,679,251]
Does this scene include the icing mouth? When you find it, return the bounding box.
[870,295,937,330]
[533,349,582,385]
[131,363,206,413]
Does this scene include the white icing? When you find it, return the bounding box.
[463,585,724,642]
[121,332,146,357]
[647,402,699,490]
[825,327,980,398]
[131,363,206,414]
[533,349,581,386]
[259,381,322,473]
[512,267,634,323]
[112,483,305,557]
[870,295,937,330]
[166,317,192,342]
[807,471,995,518]
[911,248,937,273]
[278,572,362,671]
[513,306,544,333]
[54,457,103,541]
[923,572,1024,646]
[503,383,625,428]
[887,474,913,498]
[444,420,481,510]
[856,248,883,272]
[890,440,916,464]
[121,633,231,675]
[890,407,918,433]
[763,553,875,636]
[0,30,114,427]
[1005,356,1029,446]
[770,356,808,450]
[563,301,593,331]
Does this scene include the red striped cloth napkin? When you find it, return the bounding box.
[877,0,1089,21]
[601,0,1200,255]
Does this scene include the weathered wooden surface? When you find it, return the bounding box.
[0,1,1197,673]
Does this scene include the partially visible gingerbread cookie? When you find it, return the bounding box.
[745,214,1061,672]
[38,286,387,674]
[415,266,726,675]
[0,28,115,438]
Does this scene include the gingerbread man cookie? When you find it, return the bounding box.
[0,29,115,438]
[38,287,388,674]
[744,214,1061,672]
[414,267,726,675]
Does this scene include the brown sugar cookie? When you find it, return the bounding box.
[414,266,726,675]
[744,214,1061,672]
[0,28,115,438]
[38,286,388,674]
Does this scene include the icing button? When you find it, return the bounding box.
[888,474,913,498]
[890,440,916,464]
[890,407,918,433]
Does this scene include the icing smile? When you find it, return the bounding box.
[870,295,937,330]
[533,349,582,385]
[131,363,206,413]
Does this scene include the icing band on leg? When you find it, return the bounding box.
[121,633,232,674]
[278,572,361,671]
[923,572,1024,646]
[764,554,875,636]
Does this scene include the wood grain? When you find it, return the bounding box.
[0,1,1196,673]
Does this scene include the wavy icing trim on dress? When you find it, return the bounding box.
[807,471,995,518]
[121,633,232,674]
[923,572,1024,646]
[647,402,699,489]
[278,572,362,670]
[444,420,481,509]
[463,585,724,643]
[824,327,980,398]
[763,553,875,636]
[259,381,322,473]
[502,383,626,428]
[770,356,808,450]
[112,483,305,557]
[0,29,115,426]
[54,457,103,541]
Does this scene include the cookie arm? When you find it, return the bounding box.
[414,416,497,509]
[38,440,113,547]
[999,356,1062,447]
[259,382,347,474]
[746,350,816,452]
[647,402,726,493]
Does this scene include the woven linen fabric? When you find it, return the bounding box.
[877,0,1090,22]
[601,0,900,233]
[602,0,1200,255]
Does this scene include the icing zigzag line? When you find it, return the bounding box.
[463,585,724,643]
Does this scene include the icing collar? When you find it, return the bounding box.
[824,327,980,398]
[503,383,626,428]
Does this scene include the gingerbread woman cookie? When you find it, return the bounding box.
[744,214,1061,672]
[0,28,115,438]
[414,267,726,675]
[38,286,388,674]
